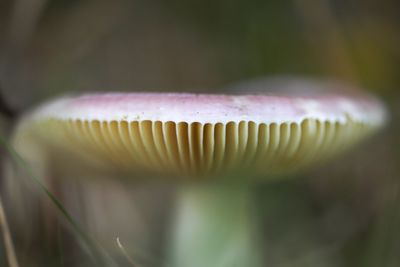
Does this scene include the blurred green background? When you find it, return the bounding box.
[0,0,399,266]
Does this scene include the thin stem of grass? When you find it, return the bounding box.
[116,237,139,267]
[0,195,19,267]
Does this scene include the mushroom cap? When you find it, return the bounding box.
[14,79,387,178]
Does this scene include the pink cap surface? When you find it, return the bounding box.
[32,91,385,126]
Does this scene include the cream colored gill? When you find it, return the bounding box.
[22,116,379,177]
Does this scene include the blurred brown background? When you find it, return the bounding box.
[0,0,399,266]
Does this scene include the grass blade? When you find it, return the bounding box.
[0,134,118,267]
[0,195,19,267]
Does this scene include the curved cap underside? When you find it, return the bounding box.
[16,80,387,178]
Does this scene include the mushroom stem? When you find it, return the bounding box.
[169,184,261,267]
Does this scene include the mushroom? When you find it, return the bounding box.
[7,77,386,266]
